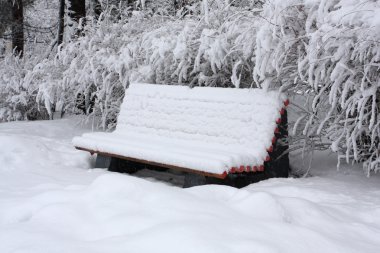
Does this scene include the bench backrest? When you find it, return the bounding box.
[115,84,285,155]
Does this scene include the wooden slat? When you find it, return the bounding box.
[75,146,228,179]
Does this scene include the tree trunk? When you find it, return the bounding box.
[11,0,24,57]
[57,0,65,46]
[68,0,86,23]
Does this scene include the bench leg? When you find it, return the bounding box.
[109,157,139,174]
[265,109,290,178]
[183,174,207,188]
[95,154,112,168]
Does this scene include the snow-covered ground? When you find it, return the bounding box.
[0,117,379,253]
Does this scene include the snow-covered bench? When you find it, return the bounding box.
[73,83,289,187]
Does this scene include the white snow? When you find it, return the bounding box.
[1,117,380,253]
[73,83,286,175]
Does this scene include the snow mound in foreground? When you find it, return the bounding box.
[0,118,380,253]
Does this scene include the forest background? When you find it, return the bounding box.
[0,0,379,174]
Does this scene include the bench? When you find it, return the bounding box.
[73,83,290,187]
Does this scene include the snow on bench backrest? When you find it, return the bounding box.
[115,83,285,160]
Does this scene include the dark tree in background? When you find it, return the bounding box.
[11,0,24,57]
[69,0,86,23]
[57,0,65,46]
[58,0,86,47]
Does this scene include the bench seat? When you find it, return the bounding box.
[73,83,287,178]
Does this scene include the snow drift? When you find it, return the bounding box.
[1,118,380,253]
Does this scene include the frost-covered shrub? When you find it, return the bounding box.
[138,1,260,88]
[0,54,50,122]
[0,0,79,122]
[35,1,261,129]
[254,0,380,172]
[35,8,172,129]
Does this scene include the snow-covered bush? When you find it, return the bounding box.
[33,7,170,129]
[0,0,73,122]
[0,54,50,121]
[35,1,262,129]
[138,3,259,88]
[254,0,380,172]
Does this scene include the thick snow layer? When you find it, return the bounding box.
[1,117,380,253]
[73,83,285,174]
